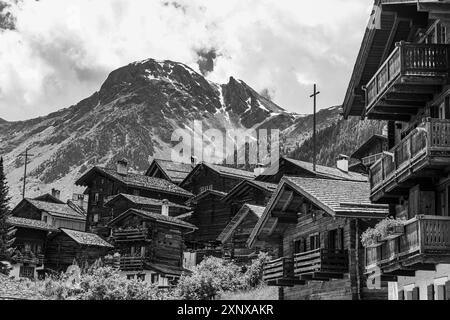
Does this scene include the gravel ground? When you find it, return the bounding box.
[0,274,44,300]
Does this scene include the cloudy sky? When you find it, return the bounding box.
[0,0,373,121]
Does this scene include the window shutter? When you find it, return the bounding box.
[412,287,420,300]
[398,290,404,300]
[445,97,450,120]
[437,285,446,300]
[427,284,435,300]
[445,281,450,300]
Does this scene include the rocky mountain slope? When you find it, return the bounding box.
[0,58,343,204]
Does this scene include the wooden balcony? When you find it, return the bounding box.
[111,228,148,243]
[369,119,450,202]
[364,42,450,121]
[12,252,45,266]
[294,249,348,281]
[263,257,304,287]
[365,215,450,277]
[119,256,145,271]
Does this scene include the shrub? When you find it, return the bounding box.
[176,257,245,300]
[241,252,271,289]
[40,265,174,300]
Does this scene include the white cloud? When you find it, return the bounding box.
[0,0,373,121]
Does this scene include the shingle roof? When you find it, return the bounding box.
[284,177,388,216]
[60,229,113,248]
[257,157,368,182]
[186,189,228,205]
[7,216,58,232]
[104,194,192,210]
[222,180,277,203]
[205,163,256,179]
[148,159,193,183]
[108,209,197,231]
[76,167,193,198]
[26,199,86,221]
[246,204,266,218]
[145,262,191,277]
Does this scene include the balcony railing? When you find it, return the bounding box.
[294,249,348,277]
[111,228,148,243]
[11,252,45,266]
[370,119,450,191]
[263,257,294,283]
[362,153,384,167]
[365,42,450,109]
[365,216,450,271]
[119,256,145,271]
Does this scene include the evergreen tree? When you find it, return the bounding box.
[0,157,14,260]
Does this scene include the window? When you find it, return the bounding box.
[151,274,159,284]
[133,189,140,196]
[136,274,146,282]
[93,213,99,223]
[327,228,344,251]
[94,193,99,204]
[309,234,320,251]
[127,275,135,280]
[19,266,35,279]
[42,216,47,223]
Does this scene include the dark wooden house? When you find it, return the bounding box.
[75,160,193,236]
[217,204,275,264]
[45,228,113,272]
[107,208,197,286]
[184,190,229,250]
[249,177,388,300]
[343,0,450,300]
[6,216,57,280]
[350,134,389,174]
[145,159,193,185]
[10,198,86,232]
[180,162,256,195]
[255,157,367,184]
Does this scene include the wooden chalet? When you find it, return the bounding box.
[217,204,276,264]
[45,228,113,272]
[179,162,256,195]
[183,190,229,252]
[10,198,86,232]
[255,157,368,184]
[248,177,389,300]
[107,208,196,286]
[343,0,450,300]
[104,193,192,218]
[145,159,193,185]
[350,134,389,174]
[75,160,193,236]
[6,216,57,280]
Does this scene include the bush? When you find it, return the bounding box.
[41,265,174,300]
[241,252,271,289]
[176,257,245,300]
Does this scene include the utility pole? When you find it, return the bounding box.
[310,84,320,172]
[19,147,34,199]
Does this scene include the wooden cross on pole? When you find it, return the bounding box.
[310,84,320,172]
[18,147,34,199]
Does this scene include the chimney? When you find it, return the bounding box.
[336,154,349,173]
[51,188,61,200]
[72,193,87,211]
[117,159,128,175]
[253,163,266,176]
[161,199,169,217]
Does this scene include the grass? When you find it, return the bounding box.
[219,285,278,300]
